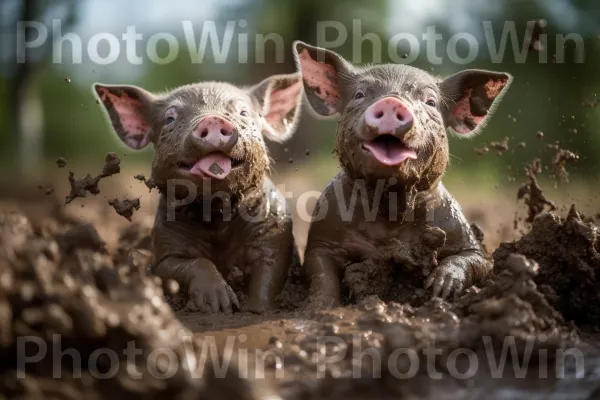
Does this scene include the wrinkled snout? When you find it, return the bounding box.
[365,97,414,136]
[191,115,237,150]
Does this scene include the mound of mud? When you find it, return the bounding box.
[494,205,600,328]
[343,227,446,306]
[0,211,270,399]
[272,251,588,399]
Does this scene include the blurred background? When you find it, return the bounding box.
[1,0,599,250]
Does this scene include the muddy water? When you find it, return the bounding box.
[186,305,600,400]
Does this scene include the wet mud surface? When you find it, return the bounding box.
[2,161,600,398]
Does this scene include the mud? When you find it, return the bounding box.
[489,137,510,155]
[65,153,121,204]
[108,198,141,221]
[3,176,600,398]
[0,211,275,400]
[343,227,445,306]
[517,159,557,223]
[552,148,579,184]
[134,174,157,192]
[494,205,600,328]
[56,157,67,168]
[474,146,489,156]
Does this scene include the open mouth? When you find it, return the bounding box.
[361,135,417,166]
[177,153,244,179]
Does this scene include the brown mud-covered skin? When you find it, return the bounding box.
[294,42,513,308]
[93,74,304,314]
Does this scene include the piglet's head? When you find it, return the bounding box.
[293,41,512,190]
[93,74,303,196]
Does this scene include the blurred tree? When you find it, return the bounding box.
[3,0,78,177]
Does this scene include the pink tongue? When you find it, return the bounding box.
[363,140,417,166]
[190,153,232,179]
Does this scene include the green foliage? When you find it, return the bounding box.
[0,0,599,183]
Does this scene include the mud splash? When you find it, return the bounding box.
[65,153,121,204]
[0,211,275,399]
[495,205,600,328]
[2,198,600,398]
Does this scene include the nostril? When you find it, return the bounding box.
[396,113,404,121]
[200,129,208,138]
[220,128,231,136]
[375,111,384,119]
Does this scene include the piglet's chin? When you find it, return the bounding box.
[189,153,232,179]
[362,139,417,166]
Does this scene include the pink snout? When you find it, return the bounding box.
[193,115,235,147]
[364,97,414,135]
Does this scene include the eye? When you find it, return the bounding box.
[240,109,250,117]
[165,107,178,124]
[425,98,437,108]
[354,90,365,100]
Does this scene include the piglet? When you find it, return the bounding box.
[94,74,303,313]
[293,42,512,308]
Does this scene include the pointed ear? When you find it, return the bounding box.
[440,69,513,138]
[92,83,156,149]
[293,41,354,117]
[249,73,303,143]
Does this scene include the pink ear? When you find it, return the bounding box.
[297,48,342,116]
[442,70,512,137]
[250,73,303,142]
[94,85,154,149]
[264,80,303,128]
[450,88,487,134]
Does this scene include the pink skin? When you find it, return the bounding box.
[297,49,340,115]
[264,80,304,127]
[452,77,509,135]
[362,97,418,166]
[96,87,150,149]
[189,116,235,179]
[451,89,485,134]
[485,78,508,98]
[364,97,414,135]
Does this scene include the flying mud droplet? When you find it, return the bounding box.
[489,137,509,154]
[99,152,121,178]
[134,174,157,192]
[552,148,579,184]
[38,185,54,195]
[65,172,101,204]
[108,198,141,222]
[516,159,556,224]
[65,153,121,204]
[56,157,67,168]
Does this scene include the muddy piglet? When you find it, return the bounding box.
[93,74,303,313]
[293,42,512,308]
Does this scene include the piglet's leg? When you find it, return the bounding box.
[153,257,239,313]
[245,229,294,314]
[425,249,490,299]
[302,251,342,310]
